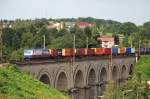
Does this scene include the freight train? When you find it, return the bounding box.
[24,48,150,59]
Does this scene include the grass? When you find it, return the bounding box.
[0,64,70,99]
[135,55,150,80]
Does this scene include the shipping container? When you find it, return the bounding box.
[118,48,125,54]
[62,48,73,56]
[95,48,105,55]
[112,48,118,55]
[125,48,131,54]
[75,48,86,56]
[86,48,95,56]
[140,48,145,54]
[131,48,135,54]
[104,48,111,55]
[57,49,62,56]
[49,48,57,57]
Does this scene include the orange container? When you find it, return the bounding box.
[95,48,105,55]
[62,48,73,56]
[49,48,57,57]
[118,48,125,54]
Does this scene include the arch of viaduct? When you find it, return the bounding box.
[19,56,135,99]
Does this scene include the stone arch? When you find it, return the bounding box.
[39,73,50,85]
[100,67,107,82]
[87,68,96,85]
[112,66,118,81]
[129,64,134,75]
[99,67,107,96]
[55,71,68,91]
[74,70,84,88]
[37,68,51,85]
[87,68,97,99]
[121,65,127,79]
[74,70,85,99]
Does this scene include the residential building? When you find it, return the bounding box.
[97,35,115,48]
[47,21,64,30]
[76,21,93,28]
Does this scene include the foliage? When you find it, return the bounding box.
[103,81,118,99]
[1,18,150,61]
[10,48,24,61]
[103,56,150,99]
[135,56,150,80]
[0,64,70,99]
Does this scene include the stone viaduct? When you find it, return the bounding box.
[19,56,135,99]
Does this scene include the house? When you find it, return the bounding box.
[65,22,76,29]
[76,22,93,28]
[47,21,64,30]
[97,35,115,48]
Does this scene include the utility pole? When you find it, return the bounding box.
[86,37,88,49]
[109,48,112,80]
[0,21,3,63]
[73,34,76,67]
[43,34,45,49]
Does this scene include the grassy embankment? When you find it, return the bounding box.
[135,55,150,80]
[0,64,70,99]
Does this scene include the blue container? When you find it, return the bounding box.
[57,49,62,56]
[126,48,131,54]
[131,48,135,54]
[140,48,145,54]
[112,48,118,54]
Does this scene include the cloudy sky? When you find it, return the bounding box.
[0,0,150,25]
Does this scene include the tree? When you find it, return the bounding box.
[119,22,137,36]
[113,34,119,45]
[84,26,92,38]
[21,32,34,48]
[103,81,117,99]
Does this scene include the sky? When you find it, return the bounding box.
[0,0,150,25]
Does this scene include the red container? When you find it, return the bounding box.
[75,48,86,56]
[49,48,57,57]
[118,48,125,54]
[95,48,105,55]
[136,48,140,55]
[62,48,73,56]
[104,48,111,55]
[86,48,95,56]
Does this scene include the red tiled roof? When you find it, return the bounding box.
[97,36,114,42]
[77,22,91,27]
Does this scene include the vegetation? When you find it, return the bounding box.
[0,64,70,99]
[103,55,150,99]
[1,17,150,61]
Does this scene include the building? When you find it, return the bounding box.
[64,22,76,29]
[76,21,93,28]
[97,35,115,48]
[47,21,64,30]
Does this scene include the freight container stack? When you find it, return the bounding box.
[23,47,150,60]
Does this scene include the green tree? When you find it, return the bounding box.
[119,22,137,36]
[103,81,117,99]
[21,32,34,48]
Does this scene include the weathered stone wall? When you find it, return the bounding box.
[19,56,135,99]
